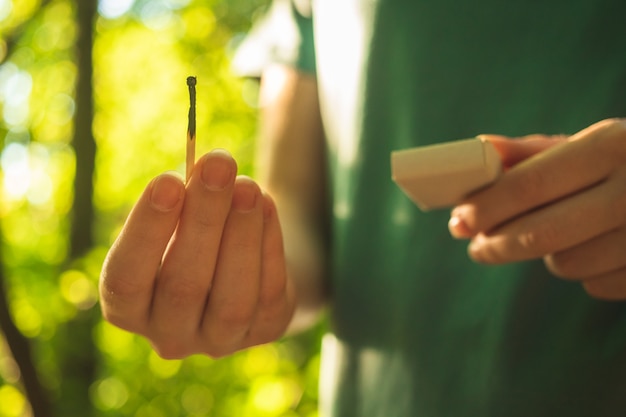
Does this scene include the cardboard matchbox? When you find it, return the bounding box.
[391,137,502,211]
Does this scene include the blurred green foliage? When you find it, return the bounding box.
[0,0,322,416]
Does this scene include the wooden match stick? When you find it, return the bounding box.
[186,76,197,182]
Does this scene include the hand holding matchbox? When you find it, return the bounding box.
[391,137,502,211]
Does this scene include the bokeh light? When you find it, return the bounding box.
[98,0,135,19]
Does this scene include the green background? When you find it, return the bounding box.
[0,0,322,416]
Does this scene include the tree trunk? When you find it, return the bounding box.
[55,1,99,416]
[0,242,52,417]
[70,0,97,259]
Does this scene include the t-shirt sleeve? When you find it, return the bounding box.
[231,0,316,77]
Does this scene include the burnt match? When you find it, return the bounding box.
[186,76,197,182]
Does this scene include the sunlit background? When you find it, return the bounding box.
[0,1,322,416]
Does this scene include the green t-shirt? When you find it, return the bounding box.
[237,1,626,416]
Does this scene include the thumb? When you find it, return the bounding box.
[480,134,567,169]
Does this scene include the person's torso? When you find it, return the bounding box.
[312,1,626,416]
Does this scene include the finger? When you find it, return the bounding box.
[582,269,626,301]
[545,226,626,280]
[202,177,265,357]
[450,134,565,239]
[100,172,185,333]
[246,194,295,347]
[452,120,626,236]
[467,173,626,264]
[480,134,567,169]
[150,150,237,356]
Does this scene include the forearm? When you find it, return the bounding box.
[257,64,330,333]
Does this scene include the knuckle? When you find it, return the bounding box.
[596,117,625,130]
[517,224,561,256]
[193,211,224,231]
[160,279,208,309]
[467,242,491,263]
[99,279,147,333]
[604,117,626,135]
[213,304,255,330]
[595,119,626,161]
[607,184,626,226]
[100,270,143,301]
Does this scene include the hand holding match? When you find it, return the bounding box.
[186,76,196,182]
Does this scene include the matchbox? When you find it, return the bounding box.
[391,137,502,211]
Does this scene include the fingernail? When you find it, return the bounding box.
[468,238,486,263]
[448,213,472,238]
[232,177,259,213]
[151,174,184,212]
[262,193,275,222]
[201,149,236,191]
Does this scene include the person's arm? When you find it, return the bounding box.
[256,63,330,333]
[449,119,626,299]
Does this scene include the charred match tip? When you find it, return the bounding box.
[187,76,197,86]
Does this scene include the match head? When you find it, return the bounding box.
[187,76,197,86]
